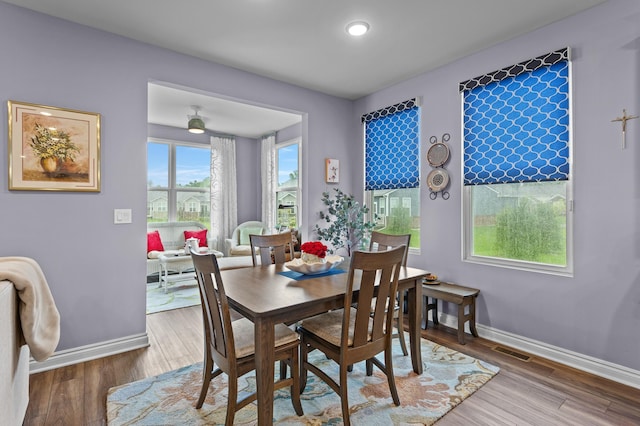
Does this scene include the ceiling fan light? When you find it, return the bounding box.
[188,116,205,134]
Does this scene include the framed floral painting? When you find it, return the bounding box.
[8,100,101,191]
[325,158,339,183]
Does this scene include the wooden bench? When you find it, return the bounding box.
[422,281,480,344]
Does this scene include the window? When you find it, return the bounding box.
[275,138,300,230]
[363,99,421,249]
[147,139,211,229]
[461,48,573,275]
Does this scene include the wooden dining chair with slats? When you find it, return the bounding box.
[298,246,405,426]
[249,231,298,378]
[369,231,411,357]
[249,231,295,266]
[190,250,303,425]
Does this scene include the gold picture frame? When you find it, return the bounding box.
[8,100,101,192]
[325,158,339,183]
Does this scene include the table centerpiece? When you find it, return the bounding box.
[285,241,343,275]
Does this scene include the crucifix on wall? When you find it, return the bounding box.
[611,109,638,149]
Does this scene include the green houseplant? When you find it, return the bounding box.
[29,123,80,172]
[314,188,377,256]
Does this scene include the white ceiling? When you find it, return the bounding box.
[147,83,303,139]
[5,0,606,137]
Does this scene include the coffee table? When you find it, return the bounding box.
[158,250,223,292]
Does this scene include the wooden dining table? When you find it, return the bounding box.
[220,263,430,425]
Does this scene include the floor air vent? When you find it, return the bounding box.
[493,346,531,362]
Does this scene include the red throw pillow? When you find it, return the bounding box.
[184,229,208,247]
[147,230,164,253]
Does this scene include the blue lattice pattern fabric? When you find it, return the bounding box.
[365,104,420,191]
[461,49,570,186]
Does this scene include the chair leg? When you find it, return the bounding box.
[225,377,238,426]
[395,314,408,356]
[385,345,401,406]
[339,364,351,426]
[396,291,408,356]
[195,353,213,409]
[300,340,309,392]
[290,348,304,416]
[279,360,288,379]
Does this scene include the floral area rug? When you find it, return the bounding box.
[107,338,499,425]
[146,281,200,314]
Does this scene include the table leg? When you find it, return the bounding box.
[406,279,423,374]
[254,317,275,425]
[160,263,168,293]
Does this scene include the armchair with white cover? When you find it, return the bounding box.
[224,221,268,257]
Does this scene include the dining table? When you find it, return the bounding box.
[220,262,430,425]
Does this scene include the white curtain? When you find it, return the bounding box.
[261,134,276,231]
[210,135,237,252]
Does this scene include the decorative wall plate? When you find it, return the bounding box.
[426,143,450,167]
[427,168,449,192]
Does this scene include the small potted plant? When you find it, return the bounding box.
[314,188,377,257]
[29,123,80,173]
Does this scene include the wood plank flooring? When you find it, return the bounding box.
[24,306,640,425]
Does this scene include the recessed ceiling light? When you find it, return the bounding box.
[346,21,369,37]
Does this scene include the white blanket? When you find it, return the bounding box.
[0,257,60,362]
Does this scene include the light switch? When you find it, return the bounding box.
[114,209,132,224]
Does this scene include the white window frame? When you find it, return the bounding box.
[462,183,574,276]
[147,137,210,224]
[274,137,301,230]
[461,60,574,277]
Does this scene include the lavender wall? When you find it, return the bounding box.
[0,2,353,352]
[355,0,640,371]
[1,0,638,376]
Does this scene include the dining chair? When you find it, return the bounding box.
[249,230,298,379]
[189,250,303,425]
[369,231,411,357]
[249,231,295,266]
[298,246,405,426]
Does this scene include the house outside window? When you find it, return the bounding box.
[275,138,300,230]
[147,139,211,229]
[363,99,421,249]
[461,48,573,275]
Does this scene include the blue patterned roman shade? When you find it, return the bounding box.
[363,99,420,191]
[461,48,570,186]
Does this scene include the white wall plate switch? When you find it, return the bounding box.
[114,209,132,224]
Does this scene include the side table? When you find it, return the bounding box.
[158,249,223,293]
[422,281,480,344]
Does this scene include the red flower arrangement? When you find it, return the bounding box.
[300,241,328,259]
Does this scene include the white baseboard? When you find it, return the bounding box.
[29,333,149,374]
[434,312,640,390]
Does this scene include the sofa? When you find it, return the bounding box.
[147,221,221,278]
[0,280,29,426]
[148,222,303,278]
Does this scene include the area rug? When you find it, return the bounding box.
[146,281,200,314]
[107,338,499,425]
